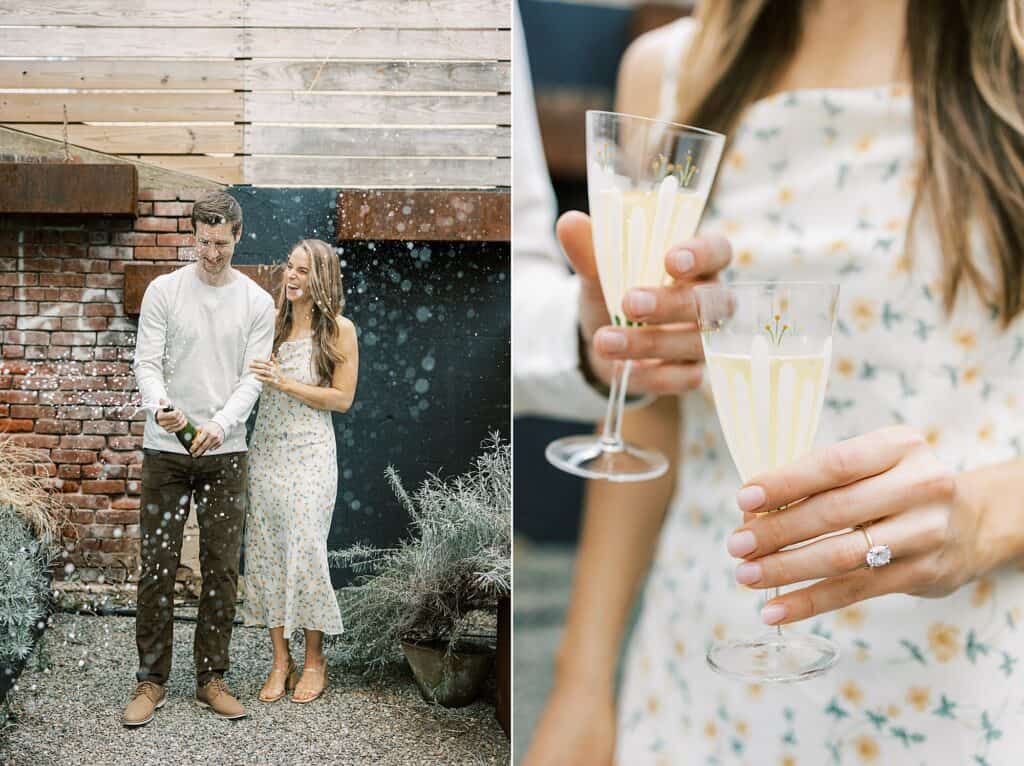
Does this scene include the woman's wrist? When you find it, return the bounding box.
[960,458,1024,578]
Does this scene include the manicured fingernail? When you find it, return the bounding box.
[737,485,766,512]
[669,249,695,274]
[596,329,627,353]
[726,530,756,557]
[735,561,762,585]
[626,289,656,316]
[761,604,787,625]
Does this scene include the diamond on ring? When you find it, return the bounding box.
[866,544,892,568]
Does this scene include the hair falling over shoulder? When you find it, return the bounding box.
[675,0,1024,326]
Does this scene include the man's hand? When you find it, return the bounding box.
[155,399,186,434]
[190,421,225,457]
[557,211,732,396]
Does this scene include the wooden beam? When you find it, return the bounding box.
[244,0,509,28]
[0,93,243,123]
[245,126,509,158]
[0,0,243,26]
[5,125,243,155]
[243,60,510,93]
[0,59,242,90]
[243,29,509,60]
[0,27,242,58]
[247,157,509,188]
[0,162,137,214]
[124,263,281,314]
[336,190,510,242]
[245,93,509,126]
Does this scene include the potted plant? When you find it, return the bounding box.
[329,433,510,707]
[0,437,63,708]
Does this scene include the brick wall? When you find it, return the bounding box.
[0,188,207,584]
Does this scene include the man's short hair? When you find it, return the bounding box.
[191,191,243,236]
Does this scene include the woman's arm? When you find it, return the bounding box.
[251,317,359,413]
[524,395,681,765]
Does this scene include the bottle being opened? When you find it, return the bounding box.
[162,404,199,451]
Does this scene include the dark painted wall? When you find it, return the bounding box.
[230,187,510,586]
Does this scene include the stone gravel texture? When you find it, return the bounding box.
[1,613,509,766]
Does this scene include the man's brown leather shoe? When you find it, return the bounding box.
[196,677,247,719]
[122,681,166,727]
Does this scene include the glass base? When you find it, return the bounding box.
[706,631,839,683]
[544,435,668,482]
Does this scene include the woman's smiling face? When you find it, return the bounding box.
[284,246,311,302]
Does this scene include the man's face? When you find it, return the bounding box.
[194,221,239,277]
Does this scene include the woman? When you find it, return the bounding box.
[241,238,358,704]
[525,1,1024,763]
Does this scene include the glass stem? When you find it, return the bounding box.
[600,360,632,451]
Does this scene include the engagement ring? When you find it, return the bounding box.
[857,524,892,568]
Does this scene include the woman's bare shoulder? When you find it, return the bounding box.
[617,18,697,118]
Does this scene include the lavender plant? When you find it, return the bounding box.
[328,433,510,675]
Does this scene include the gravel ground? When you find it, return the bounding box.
[0,613,509,766]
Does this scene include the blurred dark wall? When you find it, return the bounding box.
[231,187,510,585]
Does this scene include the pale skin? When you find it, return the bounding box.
[524,1,1024,763]
[248,246,358,702]
[154,219,242,456]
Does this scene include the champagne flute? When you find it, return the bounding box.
[545,111,725,482]
[694,281,841,682]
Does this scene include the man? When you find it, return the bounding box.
[123,191,275,726]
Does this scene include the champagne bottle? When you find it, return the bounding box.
[162,404,198,451]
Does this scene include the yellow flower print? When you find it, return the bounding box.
[856,135,875,153]
[855,645,870,662]
[828,239,848,255]
[962,366,981,385]
[887,704,901,718]
[837,605,867,629]
[924,427,942,447]
[713,623,727,640]
[836,357,856,377]
[850,299,878,331]
[885,218,906,232]
[971,576,995,607]
[906,686,930,711]
[841,680,864,705]
[856,735,880,762]
[778,187,793,203]
[781,757,797,766]
[978,423,994,443]
[953,328,976,349]
[928,623,962,662]
[728,152,746,170]
[673,639,686,657]
[737,249,755,266]
[688,442,703,459]
[891,254,912,276]
[747,683,763,700]
[640,655,651,673]
[723,220,742,236]
[735,720,749,737]
[647,695,660,715]
[704,720,718,739]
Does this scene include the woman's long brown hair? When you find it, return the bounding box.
[272,238,347,385]
[674,0,1024,326]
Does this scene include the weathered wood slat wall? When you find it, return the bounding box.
[0,0,510,188]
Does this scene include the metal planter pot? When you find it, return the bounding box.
[400,639,494,708]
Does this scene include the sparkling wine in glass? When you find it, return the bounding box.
[694,281,841,682]
[545,110,725,482]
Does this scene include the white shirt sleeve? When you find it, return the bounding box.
[512,4,651,422]
[132,278,170,418]
[210,290,275,437]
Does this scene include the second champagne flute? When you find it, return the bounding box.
[545,110,725,482]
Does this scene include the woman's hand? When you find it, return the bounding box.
[522,679,616,766]
[556,211,732,396]
[726,425,978,625]
[250,357,286,390]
